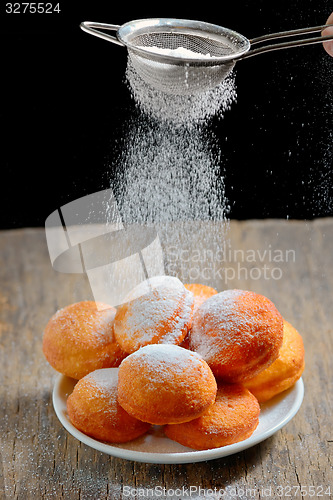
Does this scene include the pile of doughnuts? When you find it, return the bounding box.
[43,275,305,450]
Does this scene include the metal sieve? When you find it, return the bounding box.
[80,18,333,95]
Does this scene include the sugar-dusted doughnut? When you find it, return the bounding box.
[114,276,194,354]
[164,383,260,450]
[43,301,126,379]
[67,368,151,442]
[244,320,305,402]
[117,344,217,425]
[188,289,284,383]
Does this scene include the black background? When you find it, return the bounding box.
[1,0,332,228]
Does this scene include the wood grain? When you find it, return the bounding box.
[0,221,332,499]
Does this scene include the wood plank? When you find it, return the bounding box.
[0,221,332,499]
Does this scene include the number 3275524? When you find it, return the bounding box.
[5,3,61,14]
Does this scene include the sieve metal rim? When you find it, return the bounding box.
[116,18,251,65]
[80,19,333,73]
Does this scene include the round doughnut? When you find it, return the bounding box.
[67,368,151,443]
[114,276,194,354]
[181,283,218,349]
[244,320,305,402]
[43,301,127,380]
[188,289,284,383]
[117,344,217,425]
[164,383,260,450]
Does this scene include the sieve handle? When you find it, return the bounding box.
[80,21,125,47]
[241,24,333,59]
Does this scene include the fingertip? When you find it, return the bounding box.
[322,21,333,57]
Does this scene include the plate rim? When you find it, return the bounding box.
[52,374,304,464]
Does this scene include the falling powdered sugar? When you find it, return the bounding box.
[113,118,229,226]
[108,52,236,287]
[125,56,237,125]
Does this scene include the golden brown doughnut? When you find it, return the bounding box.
[117,344,217,425]
[244,320,305,402]
[114,276,194,354]
[43,301,126,379]
[164,383,260,450]
[67,368,151,443]
[188,289,284,383]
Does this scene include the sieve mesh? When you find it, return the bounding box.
[129,32,238,58]
[128,50,235,95]
[125,30,239,95]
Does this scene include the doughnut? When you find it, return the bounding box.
[164,383,260,450]
[114,276,194,354]
[117,344,217,425]
[188,289,284,383]
[43,301,127,380]
[244,320,305,402]
[181,283,218,349]
[67,368,151,443]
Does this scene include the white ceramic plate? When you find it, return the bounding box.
[52,372,304,464]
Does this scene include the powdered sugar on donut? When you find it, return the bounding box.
[128,344,204,378]
[114,276,194,351]
[117,344,217,424]
[123,275,184,302]
[84,368,120,418]
[189,289,270,361]
[85,368,119,397]
[119,344,215,407]
[50,301,116,347]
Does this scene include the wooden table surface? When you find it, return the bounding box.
[1,219,332,499]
